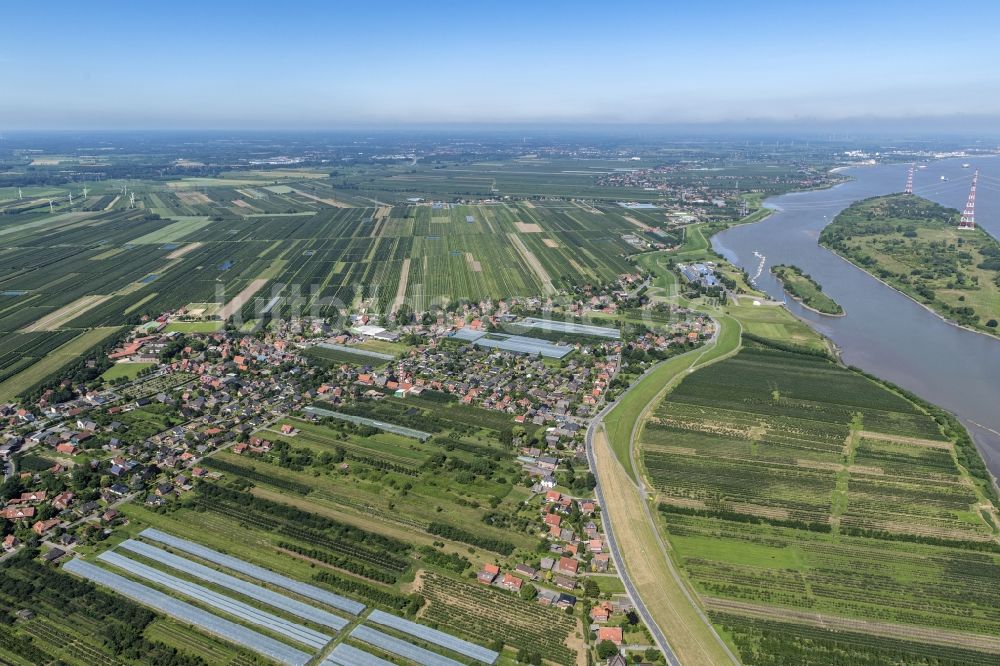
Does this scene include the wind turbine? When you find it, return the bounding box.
[68,192,73,205]
[82,185,88,198]
[49,200,54,214]
[17,187,22,199]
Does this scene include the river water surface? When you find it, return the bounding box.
[712,157,1000,482]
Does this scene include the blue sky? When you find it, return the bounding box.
[1,1,998,129]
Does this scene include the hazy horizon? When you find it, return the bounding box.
[2,0,999,131]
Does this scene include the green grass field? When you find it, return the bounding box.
[724,299,829,351]
[130,216,213,244]
[162,320,223,333]
[100,361,155,381]
[676,224,710,256]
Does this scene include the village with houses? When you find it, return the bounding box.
[0,267,714,666]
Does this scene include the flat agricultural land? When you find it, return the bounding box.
[638,342,1000,663]
[165,241,202,259]
[508,232,555,296]
[821,194,1000,335]
[0,327,119,401]
[175,190,211,205]
[167,177,281,189]
[129,216,213,244]
[214,398,532,551]
[391,257,411,312]
[217,278,269,319]
[604,347,715,481]
[0,192,643,338]
[291,188,349,208]
[464,252,482,272]
[726,299,828,351]
[602,312,743,480]
[0,552,258,666]
[20,294,112,331]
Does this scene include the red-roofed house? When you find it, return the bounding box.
[477,563,500,585]
[32,518,61,536]
[590,605,610,623]
[501,573,523,592]
[557,556,579,576]
[1,506,34,520]
[598,626,623,646]
[52,492,74,510]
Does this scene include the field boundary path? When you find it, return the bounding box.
[20,294,112,332]
[218,278,269,319]
[703,597,1000,653]
[391,258,411,313]
[586,317,741,666]
[508,233,556,296]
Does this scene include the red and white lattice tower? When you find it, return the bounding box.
[959,169,978,230]
[904,165,914,194]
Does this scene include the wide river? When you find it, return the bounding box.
[712,156,1000,483]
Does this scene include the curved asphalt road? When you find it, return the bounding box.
[587,347,691,666]
[585,319,740,666]
[586,398,681,666]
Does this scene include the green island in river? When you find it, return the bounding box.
[770,263,844,315]
[820,193,1000,336]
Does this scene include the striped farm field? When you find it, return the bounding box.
[638,342,1000,660]
[0,326,120,401]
